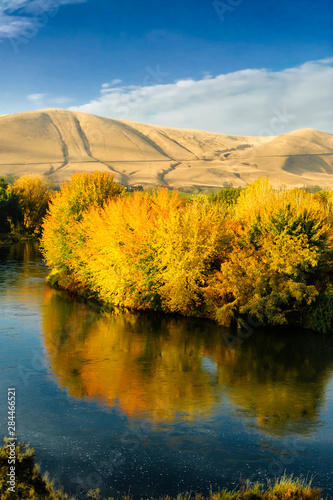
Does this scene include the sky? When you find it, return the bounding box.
[0,0,332,135]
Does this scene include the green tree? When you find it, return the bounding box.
[0,177,8,190]
[0,181,23,234]
[208,187,242,206]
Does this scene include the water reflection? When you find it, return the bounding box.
[0,241,49,305]
[41,288,333,437]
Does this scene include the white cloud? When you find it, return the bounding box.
[0,13,32,37]
[71,59,333,136]
[101,79,123,90]
[111,78,122,85]
[0,0,86,40]
[27,93,47,101]
[27,93,73,105]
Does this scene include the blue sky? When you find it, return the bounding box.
[0,0,332,134]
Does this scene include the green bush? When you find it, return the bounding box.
[0,179,23,234]
[208,188,242,205]
[304,284,333,334]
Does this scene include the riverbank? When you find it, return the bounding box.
[0,440,324,500]
[0,234,39,247]
[0,233,11,246]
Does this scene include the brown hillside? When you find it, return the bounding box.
[0,109,332,189]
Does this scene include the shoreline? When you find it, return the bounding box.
[0,440,325,500]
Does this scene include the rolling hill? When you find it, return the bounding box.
[0,108,332,189]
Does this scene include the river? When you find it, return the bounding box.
[0,242,333,498]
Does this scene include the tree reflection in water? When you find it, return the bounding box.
[42,287,333,437]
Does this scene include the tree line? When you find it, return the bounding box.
[40,172,333,334]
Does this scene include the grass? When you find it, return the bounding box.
[88,475,324,500]
[0,439,327,500]
[0,439,74,499]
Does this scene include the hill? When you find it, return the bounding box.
[0,109,332,188]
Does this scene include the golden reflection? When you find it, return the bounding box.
[208,335,333,435]
[42,288,333,434]
[42,290,221,422]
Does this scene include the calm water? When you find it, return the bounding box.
[0,242,333,498]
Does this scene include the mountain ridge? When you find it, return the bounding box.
[0,109,332,189]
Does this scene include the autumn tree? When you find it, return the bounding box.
[207,178,333,327]
[153,194,229,314]
[12,174,53,235]
[66,189,229,314]
[40,172,125,290]
[72,189,186,308]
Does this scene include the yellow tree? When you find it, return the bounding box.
[73,190,229,315]
[12,174,53,235]
[154,194,229,314]
[40,172,125,291]
[74,189,185,308]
